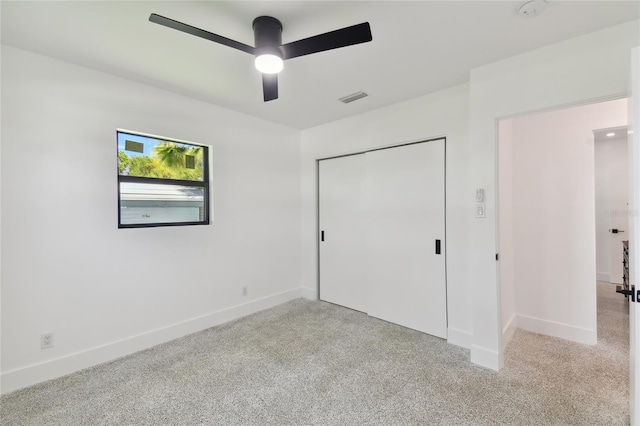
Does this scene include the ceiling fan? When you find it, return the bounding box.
[149,13,373,102]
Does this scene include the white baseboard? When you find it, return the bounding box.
[516,314,596,345]
[1,288,302,395]
[597,272,611,282]
[470,344,502,371]
[447,327,471,349]
[300,287,317,300]
[502,314,517,350]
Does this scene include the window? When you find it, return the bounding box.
[117,130,210,228]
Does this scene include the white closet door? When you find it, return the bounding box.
[318,154,368,312]
[365,140,447,337]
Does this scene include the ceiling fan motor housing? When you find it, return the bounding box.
[253,16,283,57]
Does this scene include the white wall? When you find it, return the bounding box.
[506,100,627,346]
[469,19,639,370]
[300,84,472,348]
[0,46,302,393]
[595,134,628,283]
[498,120,516,348]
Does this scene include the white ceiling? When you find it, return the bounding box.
[2,1,639,129]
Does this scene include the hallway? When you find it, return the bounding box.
[503,282,629,424]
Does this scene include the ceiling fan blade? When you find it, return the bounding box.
[262,74,278,102]
[281,22,372,60]
[149,13,255,55]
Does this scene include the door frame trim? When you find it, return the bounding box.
[316,136,447,162]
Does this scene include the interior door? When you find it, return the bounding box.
[318,154,368,312]
[608,144,629,284]
[629,46,639,426]
[365,140,447,338]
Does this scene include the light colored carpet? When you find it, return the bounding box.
[0,283,629,425]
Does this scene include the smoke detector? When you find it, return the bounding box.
[518,0,546,18]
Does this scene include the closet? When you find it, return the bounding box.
[318,139,447,338]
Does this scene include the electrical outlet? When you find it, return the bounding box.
[41,333,54,349]
[242,286,248,297]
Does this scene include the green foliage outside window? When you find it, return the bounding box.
[118,142,205,181]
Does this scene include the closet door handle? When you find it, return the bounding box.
[435,239,441,255]
[321,231,325,242]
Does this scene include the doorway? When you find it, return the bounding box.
[594,126,630,287]
[497,97,628,347]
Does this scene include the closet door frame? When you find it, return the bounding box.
[316,136,447,317]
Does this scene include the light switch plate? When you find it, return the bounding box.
[476,204,486,218]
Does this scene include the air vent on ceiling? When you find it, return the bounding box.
[339,91,368,104]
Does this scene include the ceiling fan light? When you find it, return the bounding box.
[255,54,283,74]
